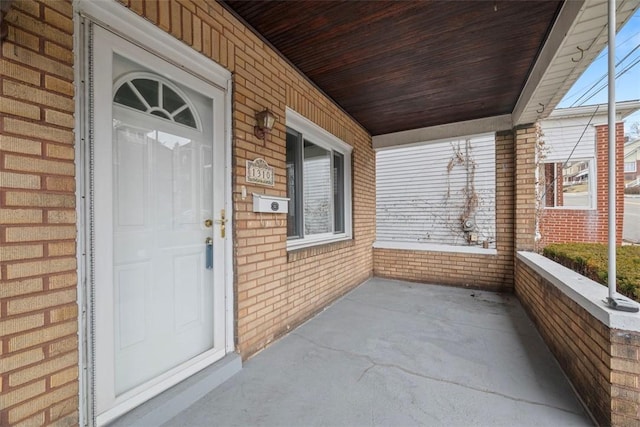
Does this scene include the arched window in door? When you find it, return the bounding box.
[113,73,201,130]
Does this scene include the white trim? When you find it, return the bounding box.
[92,25,229,419]
[541,157,596,210]
[73,12,90,427]
[96,350,224,425]
[372,115,511,150]
[373,240,498,256]
[546,101,640,121]
[543,206,597,211]
[512,0,585,125]
[517,252,640,331]
[224,78,235,353]
[285,108,353,251]
[113,71,204,131]
[75,0,230,90]
[74,2,236,424]
[288,235,352,251]
[286,108,353,153]
[513,0,639,126]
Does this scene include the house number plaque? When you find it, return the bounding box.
[246,158,275,186]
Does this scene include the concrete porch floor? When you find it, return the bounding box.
[163,278,592,426]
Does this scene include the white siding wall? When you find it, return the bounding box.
[376,133,496,248]
[540,117,597,162]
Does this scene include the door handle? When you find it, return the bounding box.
[214,209,227,238]
[205,237,213,269]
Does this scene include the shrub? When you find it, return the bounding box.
[542,243,640,302]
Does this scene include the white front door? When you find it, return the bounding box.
[91,26,227,424]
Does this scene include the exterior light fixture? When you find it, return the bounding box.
[254,108,276,140]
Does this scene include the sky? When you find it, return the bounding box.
[557,9,640,136]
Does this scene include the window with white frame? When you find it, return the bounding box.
[538,119,596,209]
[625,161,637,173]
[286,108,352,249]
[538,159,595,208]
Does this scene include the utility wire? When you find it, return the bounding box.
[562,30,639,105]
[570,43,640,107]
[577,53,640,106]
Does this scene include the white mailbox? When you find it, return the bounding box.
[253,194,289,214]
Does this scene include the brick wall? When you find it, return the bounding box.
[514,124,539,251]
[1,0,375,424]
[538,123,625,247]
[610,331,640,426]
[133,0,376,357]
[543,163,564,207]
[0,1,79,426]
[373,130,515,292]
[516,255,640,426]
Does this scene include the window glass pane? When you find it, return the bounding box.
[286,130,301,238]
[540,160,591,208]
[174,108,197,128]
[114,83,147,111]
[132,78,160,108]
[162,85,185,114]
[303,140,332,235]
[333,152,345,233]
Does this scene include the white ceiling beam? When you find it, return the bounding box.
[372,114,512,150]
[514,0,640,126]
[512,0,586,125]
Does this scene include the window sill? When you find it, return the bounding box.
[287,238,355,262]
[543,207,596,211]
[373,240,498,255]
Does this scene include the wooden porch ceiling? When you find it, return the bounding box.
[221,0,563,136]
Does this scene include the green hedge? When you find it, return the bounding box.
[542,243,640,302]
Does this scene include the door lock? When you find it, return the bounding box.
[204,219,213,228]
[205,237,213,269]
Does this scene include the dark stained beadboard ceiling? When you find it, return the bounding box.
[221,1,563,136]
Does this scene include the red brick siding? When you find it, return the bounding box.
[538,123,625,247]
[373,130,515,292]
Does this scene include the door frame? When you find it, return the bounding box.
[74,2,235,425]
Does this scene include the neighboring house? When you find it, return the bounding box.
[536,101,640,247]
[1,1,640,427]
[624,137,640,184]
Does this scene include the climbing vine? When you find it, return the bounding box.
[534,124,548,250]
[445,139,479,243]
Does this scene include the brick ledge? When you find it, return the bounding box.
[517,251,640,332]
[374,240,498,255]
